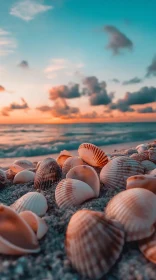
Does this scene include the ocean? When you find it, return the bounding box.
[0,122,155,162]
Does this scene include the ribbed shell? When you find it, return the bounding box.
[141,160,156,173]
[100,156,144,189]
[78,143,108,167]
[19,211,48,240]
[139,228,156,264]
[55,179,95,208]
[126,175,156,194]
[105,188,156,241]
[0,169,7,187]
[0,205,40,255]
[66,165,100,197]
[34,158,62,190]
[10,192,48,217]
[149,148,156,163]
[13,170,35,184]
[62,156,84,176]
[56,150,72,167]
[65,210,125,279]
[130,151,149,162]
[10,159,34,173]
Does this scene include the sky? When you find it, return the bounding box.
[0,0,156,124]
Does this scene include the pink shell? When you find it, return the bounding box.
[139,226,156,264]
[126,174,156,194]
[130,151,149,162]
[62,156,84,176]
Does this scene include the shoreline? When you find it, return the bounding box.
[0,138,155,168]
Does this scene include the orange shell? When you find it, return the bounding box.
[78,143,108,167]
[126,175,156,194]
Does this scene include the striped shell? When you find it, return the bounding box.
[78,143,108,167]
[141,160,156,173]
[100,156,144,189]
[36,161,41,170]
[13,170,35,184]
[62,156,84,176]
[19,211,48,240]
[56,150,72,167]
[34,158,62,190]
[126,175,156,194]
[10,159,34,174]
[0,205,40,255]
[105,188,156,241]
[139,226,156,264]
[10,192,48,217]
[0,169,7,187]
[130,151,149,162]
[65,210,125,279]
[66,165,100,197]
[55,179,95,208]
[149,148,156,163]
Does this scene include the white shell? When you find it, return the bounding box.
[105,188,156,241]
[126,174,156,194]
[10,192,48,217]
[13,170,35,184]
[62,156,84,176]
[66,165,100,197]
[78,143,108,167]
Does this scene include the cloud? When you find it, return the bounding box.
[1,98,29,116]
[18,60,29,69]
[83,76,113,106]
[36,105,52,112]
[0,85,5,92]
[137,106,156,113]
[49,84,81,100]
[111,78,120,83]
[10,0,53,21]
[104,25,133,55]
[146,56,156,77]
[122,77,142,85]
[0,28,16,56]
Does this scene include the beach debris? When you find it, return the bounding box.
[56,150,72,167]
[0,169,8,187]
[55,179,95,208]
[10,192,48,217]
[141,160,156,173]
[105,188,156,241]
[34,158,62,190]
[78,143,108,167]
[100,156,144,189]
[66,165,100,197]
[65,209,125,279]
[13,170,35,184]
[10,159,34,174]
[62,156,84,176]
[148,148,156,163]
[139,225,156,264]
[19,211,48,240]
[0,204,40,255]
[126,174,156,194]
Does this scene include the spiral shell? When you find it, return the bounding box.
[130,151,149,162]
[105,188,156,241]
[126,175,156,194]
[139,226,156,264]
[19,211,48,240]
[10,159,34,174]
[100,156,144,189]
[66,165,100,197]
[55,179,95,208]
[141,160,156,173]
[10,192,48,217]
[34,158,62,190]
[0,169,7,187]
[65,209,125,279]
[62,156,84,176]
[78,143,108,167]
[13,170,35,184]
[149,148,156,163]
[56,150,72,167]
[0,205,40,255]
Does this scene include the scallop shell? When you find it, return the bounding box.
[100,156,144,189]
[130,151,149,162]
[136,144,149,154]
[10,159,34,173]
[126,175,156,194]
[19,211,48,240]
[0,169,7,187]
[55,179,95,208]
[56,150,72,167]
[149,148,156,163]
[105,188,156,241]
[62,156,84,176]
[65,209,125,279]
[78,143,108,167]
[66,165,100,197]
[10,192,48,217]
[141,160,156,173]
[13,170,35,184]
[149,168,156,176]
[34,158,62,190]
[139,226,156,264]
[36,161,41,170]
[0,204,40,255]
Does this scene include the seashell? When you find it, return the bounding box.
[136,143,149,154]
[55,179,95,208]
[19,211,48,240]
[105,188,156,241]
[149,168,156,176]
[0,169,7,187]
[78,143,108,167]
[34,158,62,190]
[5,168,16,181]
[130,151,149,162]
[100,156,144,189]
[10,192,48,217]
[65,209,125,279]
[56,150,72,167]
[0,204,40,255]
[149,148,156,163]
[36,161,41,170]
[10,159,34,174]
[141,160,156,173]
[139,225,156,264]
[62,156,84,176]
[13,170,35,184]
[124,148,138,156]
[126,175,156,194]
[66,165,100,197]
